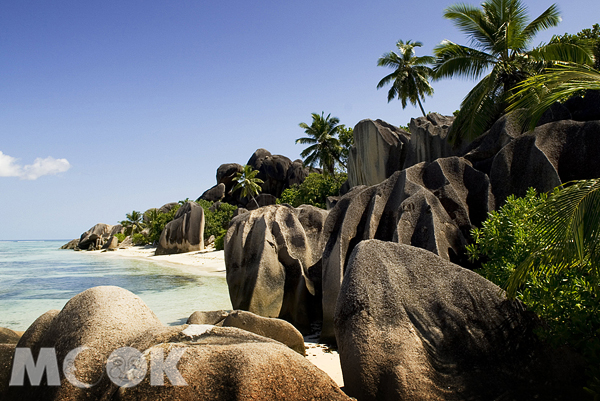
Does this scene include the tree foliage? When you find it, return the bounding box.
[196,200,237,239]
[551,23,600,70]
[337,125,354,170]
[433,0,593,145]
[377,39,435,117]
[232,165,264,201]
[296,112,344,176]
[120,210,145,236]
[278,172,347,209]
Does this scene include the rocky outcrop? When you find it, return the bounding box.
[6,288,348,400]
[489,119,600,205]
[187,310,230,325]
[245,193,277,210]
[156,201,205,255]
[321,156,494,342]
[222,310,306,355]
[197,182,226,202]
[60,239,79,249]
[76,223,124,251]
[347,119,410,187]
[403,113,456,169]
[247,149,309,199]
[112,326,349,401]
[225,204,329,334]
[335,240,585,401]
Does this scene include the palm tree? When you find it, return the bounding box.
[120,210,145,236]
[508,62,600,129]
[433,0,592,145]
[377,39,435,117]
[296,112,344,176]
[232,165,264,205]
[506,179,600,298]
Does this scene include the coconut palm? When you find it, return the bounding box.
[433,0,592,145]
[232,165,264,204]
[508,62,600,129]
[120,210,145,236]
[506,179,600,298]
[377,40,435,117]
[296,112,344,176]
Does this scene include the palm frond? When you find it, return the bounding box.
[433,41,495,80]
[520,3,560,43]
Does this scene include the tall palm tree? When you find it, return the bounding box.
[433,0,592,145]
[296,112,344,176]
[232,165,264,204]
[508,62,600,129]
[506,179,600,298]
[120,210,145,236]
[377,40,435,117]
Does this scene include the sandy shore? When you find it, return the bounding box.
[81,245,344,388]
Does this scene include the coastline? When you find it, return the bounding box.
[76,245,344,387]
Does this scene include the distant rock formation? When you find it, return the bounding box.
[61,223,124,251]
[403,112,456,169]
[224,204,329,334]
[347,119,410,187]
[335,240,585,401]
[156,201,205,255]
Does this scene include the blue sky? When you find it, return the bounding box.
[1,0,597,240]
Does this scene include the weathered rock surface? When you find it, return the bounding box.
[76,223,124,251]
[490,119,600,205]
[247,149,306,199]
[9,287,163,400]
[156,201,205,255]
[0,344,15,397]
[158,202,178,214]
[0,327,21,344]
[187,310,230,326]
[347,119,410,187]
[112,326,349,401]
[197,182,226,202]
[403,113,456,169]
[225,204,329,334]
[335,240,585,401]
[60,238,79,249]
[245,193,277,210]
[222,310,306,355]
[321,156,494,342]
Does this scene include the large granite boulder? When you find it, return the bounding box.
[222,310,305,355]
[225,204,329,334]
[490,119,600,205]
[111,326,350,401]
[403,113,456,169]
[60,239,79,249]
[77,223,124,251]
[347,119,410,188]
[247,148,293,198]
[158,202,178,214]
[9,286,163,400]
[286,159,311,187]
[321,156,494,342]
[335,240,585,400]
[156,201,205,255]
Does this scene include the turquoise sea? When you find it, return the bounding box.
[0,240,232,331]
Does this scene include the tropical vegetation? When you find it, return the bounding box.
[120,210,145,236]
[231,165,264,206]
[468,187,600,396]
[296,112,345,176]
[433,0,592,145]
[377,40,435,117]
[278,172,347,209]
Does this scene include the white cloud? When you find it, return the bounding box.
[0,151,71,180]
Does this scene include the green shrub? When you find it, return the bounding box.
[145,204,181,245]
[114,233,126,243]
[196,200,237,239]
[467,188,600,394]
[214,231,226,251]
[278,172,347,209]
[131,232,149,246]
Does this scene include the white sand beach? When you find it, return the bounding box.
[82,245,345,388]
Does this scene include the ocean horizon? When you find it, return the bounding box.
[0,240,232,331]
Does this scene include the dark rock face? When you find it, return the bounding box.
[321,156,494,342]
[198,182,226,202]
[335,240,585,401]
[112,327,349,401]
[489,120,600,205]
[60,238,79,249]
[348,119,410,187]
[224,204,329,334]
[563,89,600,122]
[245,193,277,210]
[158,202,178,214]
[247,149,293,198]
[76,223,124,251]
[404,113,456,169]
[156,201,205,255]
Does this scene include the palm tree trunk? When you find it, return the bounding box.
[417,97,427,117]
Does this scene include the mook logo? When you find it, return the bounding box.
[9,346,187,388]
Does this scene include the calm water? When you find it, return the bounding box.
[0,241,232,331]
